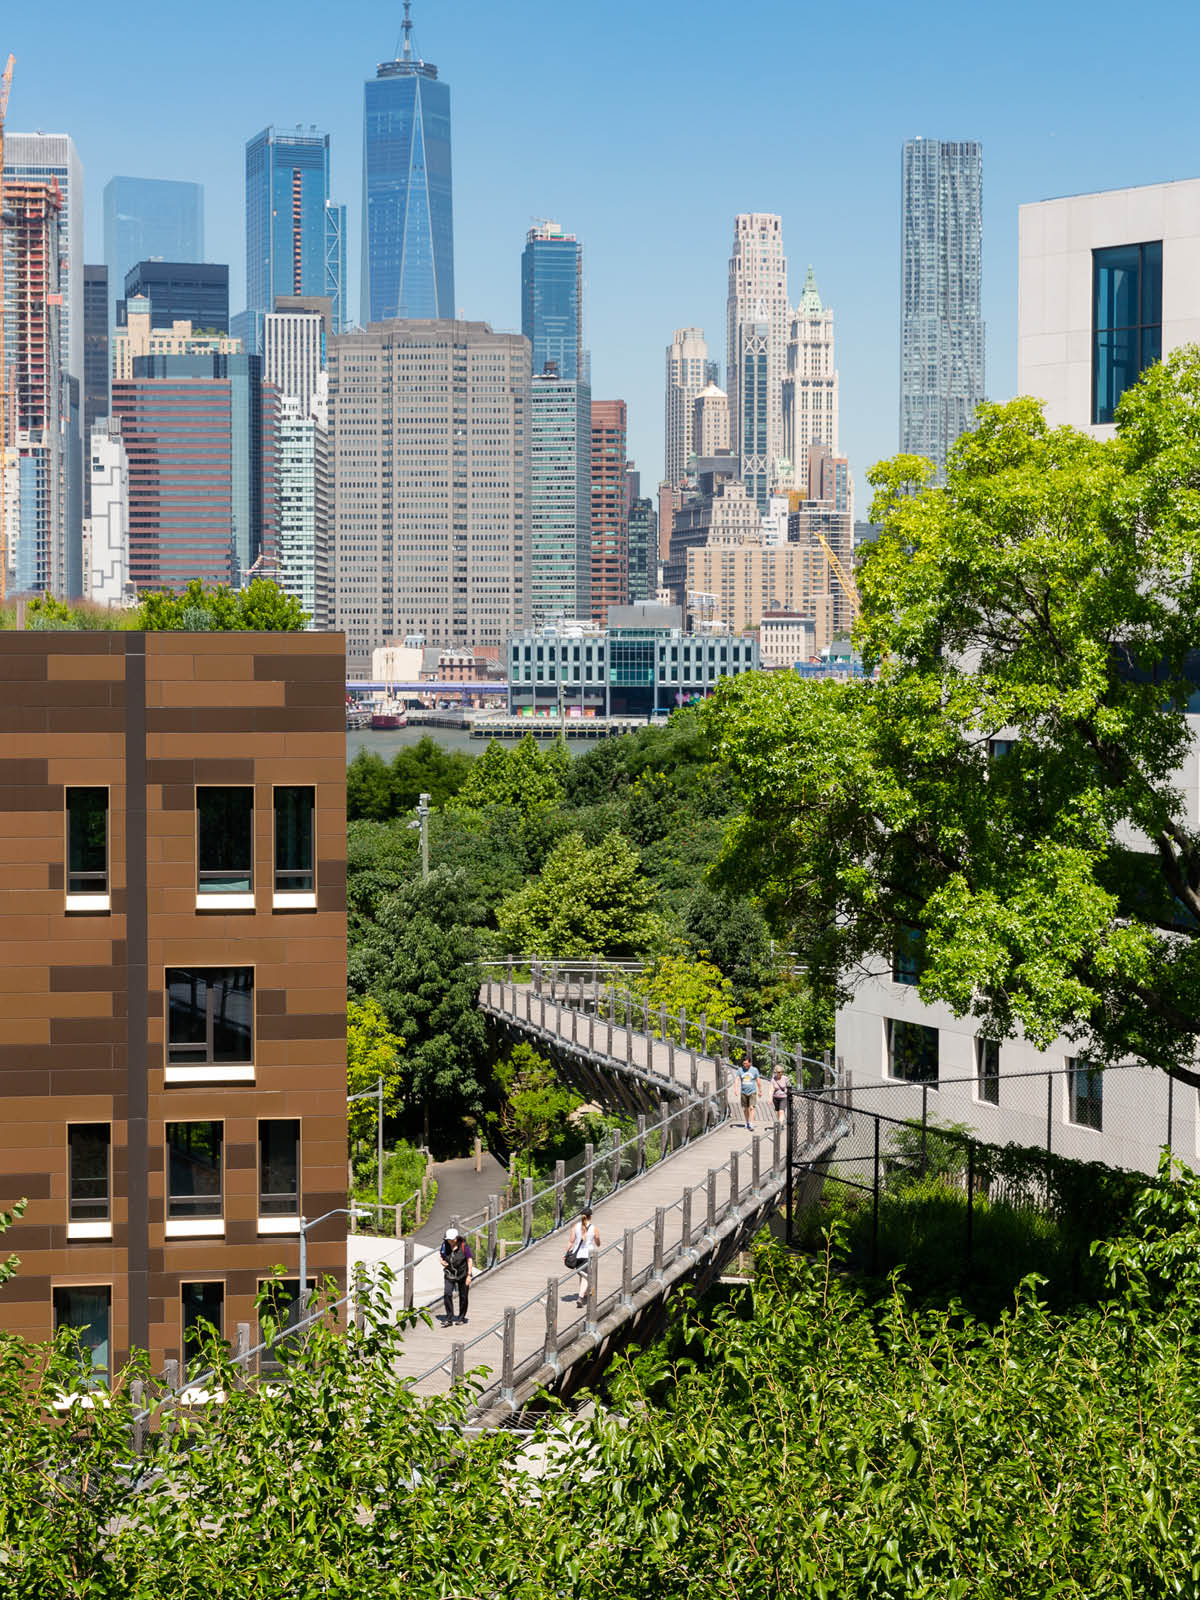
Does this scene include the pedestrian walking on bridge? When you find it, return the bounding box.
[440,1227,473,1325]
[738,1055,761,1129]
[564,1208,599,1303]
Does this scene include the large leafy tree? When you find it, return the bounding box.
[450,732,568,820]
[706,348,1200,1085]
[497,830,667,959]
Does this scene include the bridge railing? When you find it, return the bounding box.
[410,1087,850,1411]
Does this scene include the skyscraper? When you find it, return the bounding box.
[102,176,204,326]
[900,138,985,478]
[530,369,591,624]
[120,262,229,333]
[83,266,110,516]
[693,382,730,458]
[245,127,344,345]
[726,214,789,509]
[590,401,628,626]
[783,265,839,483]
[8,136,83,384]
[328,321,528,673]
[522,222,582,382]
[362,2,454,323]
[664,327,710,488]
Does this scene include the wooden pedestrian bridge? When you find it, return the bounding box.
[374,960,849,1428]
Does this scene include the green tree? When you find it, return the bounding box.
[346,750,394,822]
[491,1042,580,1176]
[497,830,667,959]
[388,735,473,812]
[346,996,404,1156]
[631,953,741,1049]
[706,350,1200,1086]
[138,577,308,631]
[450,732,567,819]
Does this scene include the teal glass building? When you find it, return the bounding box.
[362,14,454,323]
[522,223,582,381]
[245,127,345,344]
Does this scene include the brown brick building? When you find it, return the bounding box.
[590,400,629,627]
[0,630,348,1377]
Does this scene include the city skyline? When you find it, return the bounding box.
[6,0,1200,502]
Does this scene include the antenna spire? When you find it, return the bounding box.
[402,0,413,58]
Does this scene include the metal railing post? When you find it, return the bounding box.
[522,1177,534,1247]
[682,1187,693,1249]
[751,1134,761,1196]
[585,1258,598,1332]
[584,1143,595,1209]
[501,1308,517,1402]
[690,1052,698,1091]
[621,1229,634,1306]
[452,1341,465,1387]
[487,1195,499,1270]
[653,1206,665,1279]
[554,1161,565,1229]
[658,1099,668,1160]
[404,1239,415,1310]
[637,1113,647,1173]
[707,1168,717,1230]
[610,1142,621,1193]
[773,1118,782,1173]
[730,1151,740,1208]
[537,1277,558,1368]
[701,1012,708,1056]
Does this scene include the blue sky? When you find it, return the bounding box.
[7,0,1200,504]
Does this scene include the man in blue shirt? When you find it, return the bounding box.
[738,1055,760,1130]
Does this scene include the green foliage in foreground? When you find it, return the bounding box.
[5,579,308,632]
[496,829,668,958]
[10,1166,1200,1594]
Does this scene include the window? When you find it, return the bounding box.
[196,787,253,894]
[1092,241,1162,424]
[886,1018,939,1084]
[988,738,1015,760]
[274,787,314,894]
[259,1120,300,1217]
[66,787,108,896]
[1068,1057,1103,1131]
[166,968,253,1065]
[68,1124,110,1221]
[181,1281,225,1353]
[892,926,925,986]
[166,1122,223,1219]
[53,1286,111,1386]
[257,1277,315,1368]
[976,1038,1000,1105]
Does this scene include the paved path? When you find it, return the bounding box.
[414,1150,509,1248]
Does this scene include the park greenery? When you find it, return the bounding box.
[10,1164,1200,1594]
[704,347,1200,1088]
[1,578,308,632]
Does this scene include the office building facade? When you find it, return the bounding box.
[88,417,131,607]
[328,320,529,673]
[362,15,454,323]
[726,215,789,505]
[1018,177,1200,433]
[522,223,582,382]
[245,128,343,345]
[590,401,628,626]
[664,327,710,488]
[0,629,348,1375]
[530,371,591,624]
[120,262,229,334]
[275,393,328,620]
[83,267,110,518]
[112,302,241,384]
[783,266,839,480]
[693,382,730,459]
[112,353,278,590]
[103,176,204,325]
[900,137,985,478]
[264,306,327,421]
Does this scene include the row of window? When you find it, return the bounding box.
[54,1275,313,1385]
[67,785,315,901]
[885,1018,1104,1130]
[69,1118,299,1225]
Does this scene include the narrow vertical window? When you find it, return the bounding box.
[259,1120,301,1217]
[66,787,108,897]
[1068,1058,1103,1131]
[68,1124,111,1222]
[166,1122,224,1221]
[976,1038,1000,1106]
[1092,241,1163,424]
[274,787,315,895]
[181,1282,225,1353]
[53,1286,111,1386]
[196,787,253,896]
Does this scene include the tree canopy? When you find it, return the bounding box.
[705,347,1200,1084]
[449,733,568,820]
[497,830,667,959]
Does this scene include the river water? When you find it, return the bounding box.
[347,723,593,761]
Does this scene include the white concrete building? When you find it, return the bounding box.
[1018,176,1200,434]
[758,609,816,668]
[782,266,839,482]
[726,215,790,506]
[664,327,710,487]
[275,394,328,622]
[87,417,133,607]
[265,308,326,421]
[762,494,790,549]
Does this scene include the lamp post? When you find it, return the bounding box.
[297,1206,370,1304]
[348,1075,385,1214]
[417,791,430,880]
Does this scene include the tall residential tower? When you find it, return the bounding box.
[362,2,454,323]
[522,222,582,381]
[726,214,789,509]
[664,327,710,488]
[900,137,984,479]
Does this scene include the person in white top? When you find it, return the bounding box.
[565,1207,600,1303]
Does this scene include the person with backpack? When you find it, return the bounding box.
[771,1061,790,1126]
[738,1054,761,1130]
[564,1208,599,1304]
[440,1227,473,1325]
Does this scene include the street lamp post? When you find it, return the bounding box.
[417,791,430,881]
[347,1075,385,1214]
[297,1206,370,1306]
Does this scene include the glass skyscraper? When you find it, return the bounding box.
[103,176,204,327]
[522,222,582,380]
[900,138,985,480]
[362,7,454,323]
[245,127,345,344]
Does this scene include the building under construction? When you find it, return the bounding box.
[2,174,69,596]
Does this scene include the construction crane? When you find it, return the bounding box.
[0,53,13,604]
[788,489,861,618]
